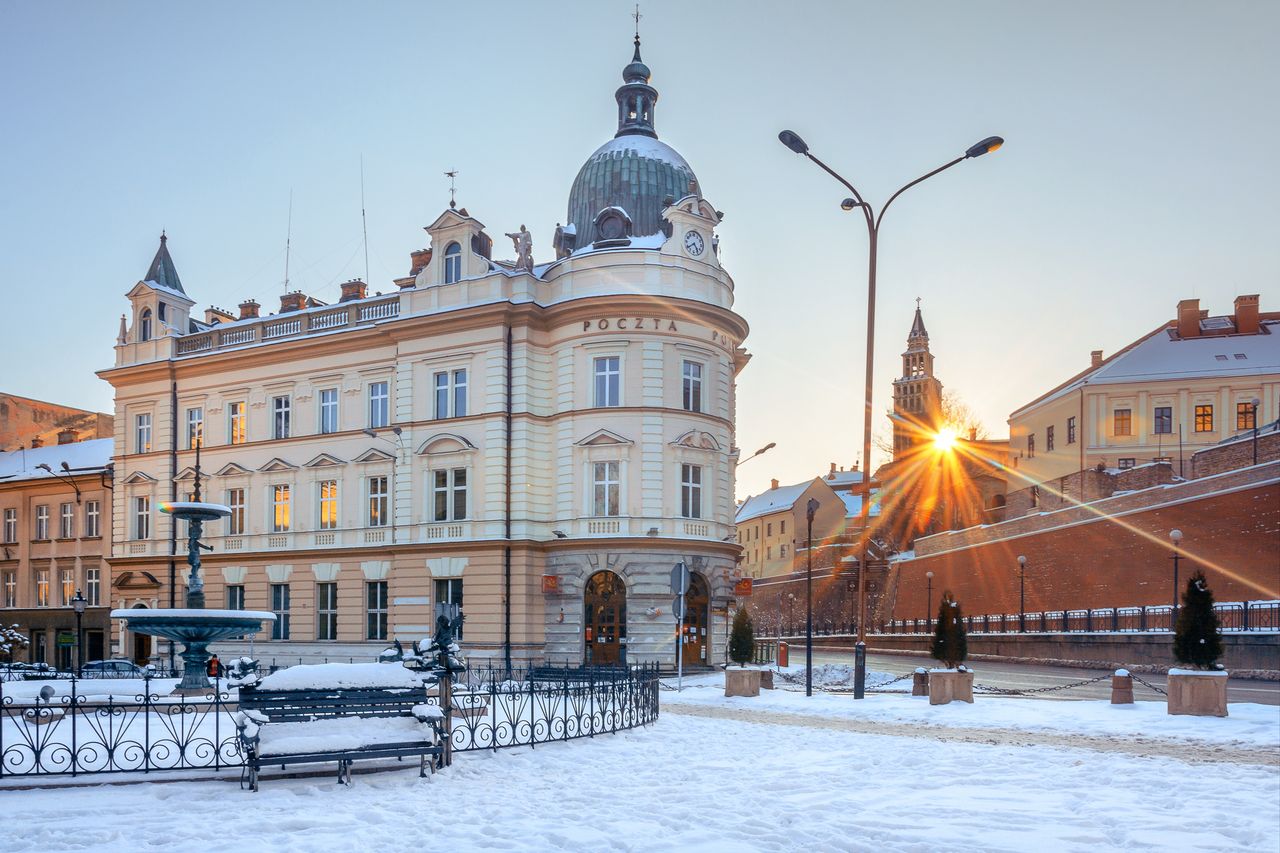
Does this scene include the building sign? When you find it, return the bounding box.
[541,575,561,594]
[57,631,76,647]
[734,578,753,597]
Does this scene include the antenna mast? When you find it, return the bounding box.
[283,189,293,293]
[360,155,370,286]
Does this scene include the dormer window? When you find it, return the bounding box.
[139,308,152,342]
[443,242,462,284]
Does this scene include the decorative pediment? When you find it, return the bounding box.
[353,447,396,464]
[174,467,197,481]
[304,453,346,468]
[426,207,485,233]
[574,428,634,447]
[215,462,252,477]
[112,571,161,590]
[258,457,298,473]
[671,430,723,452]
[416,433,477,456]
[121,471,158,484]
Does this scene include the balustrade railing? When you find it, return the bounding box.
[880,600,1279,635]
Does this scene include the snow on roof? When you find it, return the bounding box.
[142,279,194,303]
[0,438,113,483]
[587,134,693,172]
[823,470,864,489]
[569,231,668,258]
[839,491,882,519]
[735,481,814,523]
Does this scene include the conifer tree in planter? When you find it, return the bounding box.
[928,591,973,705]
[724,608,761,697]
[1168,570,1228,716]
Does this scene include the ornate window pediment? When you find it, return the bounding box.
[304,453,345,468]
[121,471,157,484]
[258,458,298,473]
[174,467,197,481]
[353,447,396,464]
[575,428,633,447]
[214,462,252,477]
[416,433,477,456]
[671,430,722,452]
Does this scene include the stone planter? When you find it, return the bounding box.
[1167,669,1228,717]
[928,668,974,705]
[724,668,762,698]
[1111,669,1134,705]
[911,668,930,697]
[759,670,775,690]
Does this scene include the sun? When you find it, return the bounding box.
[932,428,959,452]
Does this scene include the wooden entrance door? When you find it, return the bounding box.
[681,573,710,666]
[584,571,626,666]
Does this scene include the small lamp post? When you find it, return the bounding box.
[1251,398,1261,466]
[805,497,819,697]
[71,588,87,676]
[925,571,934,632]
[1169,529,1183,623]
[1017,556,1027,633]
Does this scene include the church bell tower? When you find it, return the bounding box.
[891,303,944,458]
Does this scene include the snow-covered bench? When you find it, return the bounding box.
[234,663,446,791]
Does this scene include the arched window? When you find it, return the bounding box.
[443,242,462,284]
[139,308,152,342]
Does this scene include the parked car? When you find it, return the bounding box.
[80,659,146,678]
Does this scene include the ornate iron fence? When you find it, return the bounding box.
[881,599,1280,635]
[1,662,660,779]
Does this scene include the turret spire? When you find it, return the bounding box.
[615,29,658,138]
[144,231,186,294]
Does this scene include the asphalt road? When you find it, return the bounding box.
[801,646,1280,706]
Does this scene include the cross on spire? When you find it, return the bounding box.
[445,169,458,209]
[632,4,642,39]
[916,296,921,309]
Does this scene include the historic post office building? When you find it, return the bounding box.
[100,38,750,669]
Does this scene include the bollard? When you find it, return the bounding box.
[1111,668,1134,705]
[777,641,789,669]
[912,667,929,697]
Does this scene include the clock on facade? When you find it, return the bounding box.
[683,230,704,256]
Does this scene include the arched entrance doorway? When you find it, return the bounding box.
[583,571,626,665]
[681,573,710,667]
[130,603,151,664]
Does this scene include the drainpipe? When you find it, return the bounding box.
[504,324,514,675]
[168,376,178,670]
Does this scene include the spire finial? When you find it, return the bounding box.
[445,169,458,209]
[633,4,642,41]
[160,229,167,243]
[916,296,921,309]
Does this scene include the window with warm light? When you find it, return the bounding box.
[271,485,291,532]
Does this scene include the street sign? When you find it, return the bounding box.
[734,578,753,597]
[670,562,689,594]
[671,595,686,621]
[56,631,75,647]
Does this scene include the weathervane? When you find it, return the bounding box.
[633,4,642,39]
[445,169,458,209]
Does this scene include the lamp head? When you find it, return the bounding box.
[1170,528,1183,544]
[60,462,71,472]
[391,426,403,436]
[1017,555,1027,567]
[841,198,858,211]
[926,571,934,579]
[361,428,377,439]
[36,463,52,473]
[778,130,809,155]
[964,136,1004,158]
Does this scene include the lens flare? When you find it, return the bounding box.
[933,428,958,452]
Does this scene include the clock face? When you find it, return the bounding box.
[684,230,705,256]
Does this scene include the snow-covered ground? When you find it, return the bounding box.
[0,677,1275,852]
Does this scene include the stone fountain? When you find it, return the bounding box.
[112,446,274,692]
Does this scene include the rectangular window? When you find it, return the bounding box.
[682,360,703,413]
[135,413,152,454]
[2,570,15,607]
[593,357,621,407]
[1153,406,1173,435]
[36,568,49,607]
[766,523,772,536]
[319,389,339,434]
[367,476,389,527]
[1237,402,1257,431]
[272,395,291,440]
[84,501,100,537]
[1118,458,1136,469]
[226,584,245,610]
[433,369,468,419]
[228,401,247,445]
[318,480,338,530]
[1194,404,1214,433]
[434,578,463,641]
[592,461,620,517]
[1045,425,1055,452]
[366,581,388,641]
[780,544,788,558]
[2,509,14,544]
[61,568,74,605]
[432,469,468,521]
[186,407,204,449]
[85,566,100,606]
[680,464,703,519]
[780,520,786,535]
[1026,435,1035,458]
[1113,409,1132,436]
[270,584,290,640]
[317,582,337,641]
[368,382,389,429]
[226,489,245,535]
[59,502,74,539]
[271,485,291,532]
[133,497,149,539]
[35,505,49,540]
[766,546,772,560]
[1067,416,1077,444]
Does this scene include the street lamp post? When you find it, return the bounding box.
[1251,398,1261,466]
[779,129,1002,698]
[738,442,777,468]
[1169,529,1183,623]
[1017,556,1027,633]
[925,571,934,632]
[71,588,87,676]
[805,497,819,697]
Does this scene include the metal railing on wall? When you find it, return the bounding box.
[880,599,1280,635]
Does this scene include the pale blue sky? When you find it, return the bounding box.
[1,1,1276,498]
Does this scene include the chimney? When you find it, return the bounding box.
[410,248,432,276]
[238,299,260,320]
[205,306,235,325]
[339,279,368,303]
[57,428,78,446]
[1090,349,1104,368]
[828,462,836,478]
[279,291,308,313]
[1177,298,1201,338]
[770,478,779,490]
[1234,294,1260,334]
[30,436,43,448]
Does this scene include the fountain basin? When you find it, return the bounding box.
[112,609,275,691]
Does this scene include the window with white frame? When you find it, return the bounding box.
[133,497,150,539]
[592,461,620,517]
[226,489,245,535]
[186,407,204,449]
[443,241,462,283]
[434,578,463,640]
[271,485,291,532]
[85,565,100,605]
[60,568,74,605]
[135,413,152,453]
[36,568,49,607]
[682,360,703,413]
[2,509,14,543]
[226,584,245,610]
[228,401,247,445]
[59,503,74,539]
[318,480,338,530]
[35,505,49,540]
[272,395,291,439]
[431,468,468,521]
[593,356,620,407]
[680,464,703,519]
[271,583,290,639]
[2,570,15,607]
[368,381,389,429]
[139,308,152,342]
[366,581,388,640]
[367,476,389,527]
[84,501,100,537]
[433,369,467,418]
[317,582,338,640]
[319,388,339,434]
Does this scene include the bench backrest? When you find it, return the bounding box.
[239,685,429,723]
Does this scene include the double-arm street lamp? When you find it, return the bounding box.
[778,129,1003,698]
[805,497,819,697]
